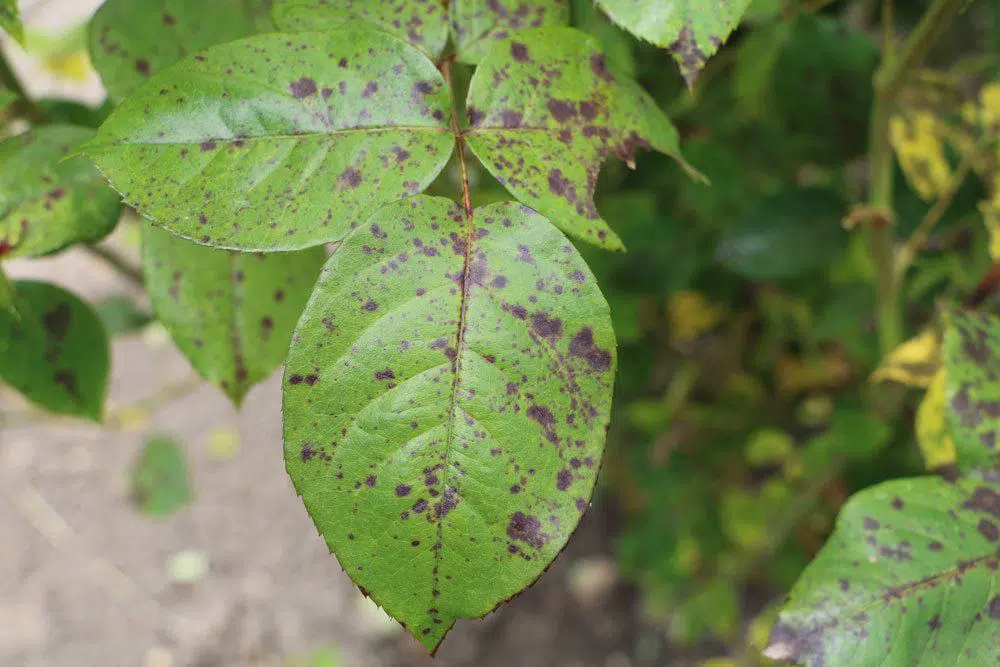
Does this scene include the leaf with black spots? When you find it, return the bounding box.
[450,0,569,65]
[766,474,1000,666]
[944,310,1000,468]
[90,0,273,103]
[273,0,449,60]
[283,196,615,652]
[132,437,193,517]
[0,0,23,44]
[595,0,753,86]
[465,27,696,251]
[0,281,109,420]
[82,29,453,252]
[142,226,326,404]
[0,125,121,260]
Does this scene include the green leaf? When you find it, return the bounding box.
[283,196,616,652]
[715,188,847,280]
[571,0,635,78]
[82,30,454,252]
[90,0,273,103]
[465,27,693,251]
[0,281,109,420]
[767,474,1000,667]
[0,125,122,259]
[142,225,326,404]
[450,0,569,65]
[0,86,16,112]
[0,0,23,44]
[131,437,193,517]
[0,265,15,318]
[35,99,114,128]
[943,310,1000,468]
[594,0,753,86]
[94,296,153,337]
[273,0,448,60]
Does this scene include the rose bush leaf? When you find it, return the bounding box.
[272,0,449,61]
[142,225,326,404]
[283,195,616,652]
[766,474,1000,667]
[90,0,274,103]
[0,280,109,420]
[464,27,696,251]
[943,310,1000,469]
[0,125,121,260]
[449,0,569,65]
[81,30,453,252]
[594,0,753,86]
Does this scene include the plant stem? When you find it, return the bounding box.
[83,244,145,289]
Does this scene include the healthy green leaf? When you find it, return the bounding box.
[766,474,1000,667]
[90,0,273,103]
[594,0,753,86]
[82,30,454,252]
[0,280,109,420]
[715,188,847,280]
[283,196,616,652]
[131,437,193,517]
[943,310,1000,468]
[0,125,121,260]
[0,0,23,44]
[464,27,694,251]
[0,265,15,318]
[142,225,326,404]
[273,0,449,60]
[450,0,569,65]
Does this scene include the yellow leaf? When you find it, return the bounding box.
[915,369,957,470]
[870,329,941,388]
[889,111,953,200]
[775,353,851,395]
[667,290,727,346]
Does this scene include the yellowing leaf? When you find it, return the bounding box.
[668,290,727,346]
[888,111,952,200]
[775,353,851,395]
[870,329,941,388]
[915,369,957,470]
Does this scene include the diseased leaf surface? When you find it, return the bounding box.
[90,0,274,103]
[132,437,193,517]
[273,0,448,60]
[595,0,753,85]
[142,225,326,404]
[0,281,109,420]
[450,0,569,65]
[283,196,616,652]
[465,27,689,250]
[83,30,453,252]
[0,0,23,44]
[944,310,1000,468]
[0,125,121,260]
[766,474,1000,667]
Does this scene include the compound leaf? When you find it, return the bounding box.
[766,474,1000,667]
[90,0,274,103]
[273,0,449,61]
[283,196,616,652]
[450,0,569,65]
[0,281,109,420]
[0,125,121,260]
[0,0,23,44]
[142,225,326,404]
[132,437,193,517]
[82,30,453,252]
[465,27,692,251]
[595,0,753,86]
[943,310,1000,469]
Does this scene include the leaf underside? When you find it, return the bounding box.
[0,125,121,260]
[450,0,569,65]
[0,281,109,420]
[83,29,454,252]
[944,310,1000,469]
[142,225,326,404]
[283,195,616,652]
[767,474,1000,667]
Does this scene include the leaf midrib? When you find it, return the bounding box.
[89,125,451,150]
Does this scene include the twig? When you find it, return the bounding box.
[83,243,145,289]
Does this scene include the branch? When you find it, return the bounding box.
[83,243,145,289]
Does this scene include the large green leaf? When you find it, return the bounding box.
[273,0,449,60]
[90,0,273,103]
[0,125,121,259]
[944,310,1000,468]
[142,226,325,404]
[0,281,109,420]
[594,0,753,85]
[464,27,692,251]
[131,437,193,517]
[283,196,616,652]
[450,0,569,65]
[82,30,454,252]
[766,474,1000,666]
[0,0,23,44]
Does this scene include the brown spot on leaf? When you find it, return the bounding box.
[964,487,1000,518]
[136,59,150,75]
[569,327,612,372]
[531,312,563,339]
[979,518,999,542]
[301,444,316,462]
[556,469,572,491]
[43,303,71,341]
[289,77,317,99]
[395,484,411,497]
[510,41,529,62]
[507,511,544,549]
[340,167,362,188]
